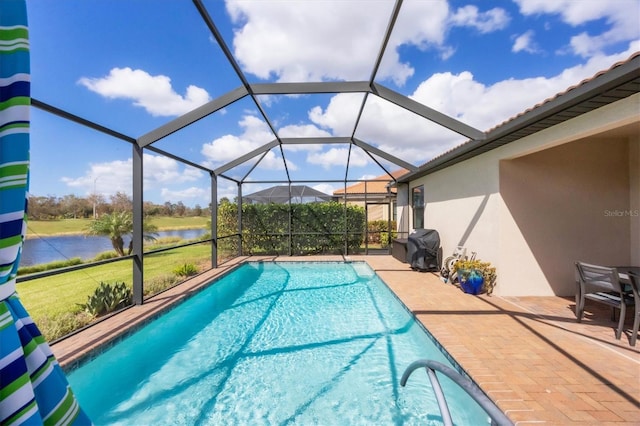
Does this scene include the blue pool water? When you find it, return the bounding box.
[67,261,489,425]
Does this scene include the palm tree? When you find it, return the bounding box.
[86,211,158,256]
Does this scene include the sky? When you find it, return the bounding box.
[25,0,640,207]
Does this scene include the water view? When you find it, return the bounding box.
[20,229,208,267]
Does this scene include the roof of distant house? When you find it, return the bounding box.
[244,185,332,204]
[334,169,408,195]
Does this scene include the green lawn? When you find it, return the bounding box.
[26,216,208,236]
[18,243,213,317]
[17,242,216,340]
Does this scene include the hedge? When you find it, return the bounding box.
[217,201,366,255]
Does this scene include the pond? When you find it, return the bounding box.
[20,229,208,267]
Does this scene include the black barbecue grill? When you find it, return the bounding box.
[406,229,441,272]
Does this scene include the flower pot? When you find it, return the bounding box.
[461,269,484,295]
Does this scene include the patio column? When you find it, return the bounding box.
[343,180,348,255]
[387,184,392,251]
[364,181,368,254]
[237,182,242,256]
[211,172,217,268]
[288,183,292,256]
[132,143,144,305]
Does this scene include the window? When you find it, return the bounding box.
[412,185,424,229]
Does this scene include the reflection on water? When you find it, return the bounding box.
[20,229,207,267]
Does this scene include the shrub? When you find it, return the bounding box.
[92,251,118,261]
[36,311,94,342]
[173,263,199,277]
[216,201,366,255]
[17,257,83,276]
[367,220,397,245]
[78,281,132,317]
[143,273,180,297]
[151,236,182,246]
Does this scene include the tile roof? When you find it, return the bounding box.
[334,169,408,195]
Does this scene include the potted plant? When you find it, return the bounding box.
[453,259,497,295]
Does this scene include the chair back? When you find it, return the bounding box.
[628,271,640,303]
[575,262,622,293]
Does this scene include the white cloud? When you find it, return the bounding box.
[450,5,510,33]
[226,0,509,86]
[227,0,394,82]
[279,123,330,139]
[62,160,132,196]
[307,147,370,169]
[217,180,240,202]
[307,92,463,164]
[144,155,203,185]
[512,30,538,53]
[160,187,209,203]
[514,0,640,57]
[312,183,337,197]
[78,67,210,117]
[308,93,364,135]
[201,114,295,171]
[61,154,204,197]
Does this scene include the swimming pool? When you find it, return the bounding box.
[67,261,490,425]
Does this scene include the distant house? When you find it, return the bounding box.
[243,185,333,204]
[333,169,407,222]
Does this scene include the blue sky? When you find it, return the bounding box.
[26,0,640,206]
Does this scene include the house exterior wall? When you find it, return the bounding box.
[396,182,410,238]
[403,93,639,296]
[630,133,640,266]
[339,199,394,221]
[500,137,631,296]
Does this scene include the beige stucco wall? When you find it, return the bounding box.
[630,134,640,266]
[500,138,631,296]
[404,93,639,296]
[343,199,394,221]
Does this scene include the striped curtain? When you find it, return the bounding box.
[0,1,91,424]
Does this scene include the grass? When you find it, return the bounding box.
[17,241,215,341]
[18,243,212,317]
[26,215,208,237]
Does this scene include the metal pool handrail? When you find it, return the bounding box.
[400,359,513,426]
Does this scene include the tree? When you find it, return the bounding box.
[143,201,161,216]
[85,211,158,256]
[87,193,106,218]
[175,201,186,217]
[162,201,175,216]
[60,194,91,219]
[110,192,133,213]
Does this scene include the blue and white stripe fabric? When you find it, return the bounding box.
[1,1,91,424]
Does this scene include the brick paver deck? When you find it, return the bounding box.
[51,255,640,425]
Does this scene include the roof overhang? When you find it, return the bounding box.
[398,53,640,183]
